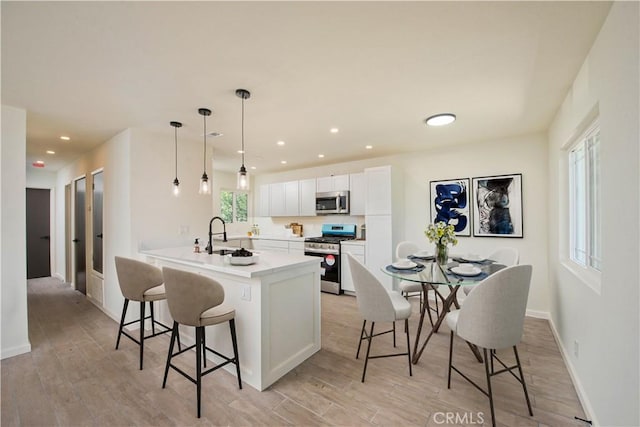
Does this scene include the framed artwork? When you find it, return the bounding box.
[429,178,471,236]
[472,173,523,238]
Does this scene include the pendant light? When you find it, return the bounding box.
[198,108,212,194]
[170,121,182,196]
[236,89,251,190]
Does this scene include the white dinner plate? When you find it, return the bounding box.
[451,266,482,276]
[460,254,486,262]
[412,251,433,258]
[392,261,417,270]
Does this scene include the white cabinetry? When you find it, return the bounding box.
[316,174,349,192]
[365,165,393,289]
[284,181,299,216]
[269,182,286,217]
[341,241,365,294]
[252,238,305,255]
[256,184,270,217]
[349,172,365,216]
[298,178,316,216]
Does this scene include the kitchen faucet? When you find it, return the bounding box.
[206,216,227,254]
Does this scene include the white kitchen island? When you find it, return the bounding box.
[141,246,321,391]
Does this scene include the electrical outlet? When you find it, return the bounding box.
[241,286,251,301]
[573,340,579,358]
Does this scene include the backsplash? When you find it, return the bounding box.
[253,215,365,238]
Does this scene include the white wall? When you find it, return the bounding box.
[1,105,31,359]
[547,3,639,426]
[253,133,549,313]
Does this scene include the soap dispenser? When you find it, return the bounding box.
[194,238,201,253]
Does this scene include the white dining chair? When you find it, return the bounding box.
[446,264,533,427]
[395,241,439,325]
[463,247,519,295]
[346,253,412,382]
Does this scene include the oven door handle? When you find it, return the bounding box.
[305,249,340,255]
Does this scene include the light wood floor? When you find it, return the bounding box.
[1,277,588,426]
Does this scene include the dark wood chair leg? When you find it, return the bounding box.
[356,320,366,359]
[405,319,412,376]
[447,331,454,388]
[514,346,534,416]
[115,298,129,349]
[230,319,242,389]
[162,321,178,388]
[196,326,202,418]
[483,348,496,427]
[202,327,207,368]
[392,321,396,347]
[150,301,156,335]
[139,301,145,370]
[361,321,375,382]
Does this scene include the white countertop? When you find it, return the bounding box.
[212,234,307,242]
[341,240,366,246]
[141,246,319,278]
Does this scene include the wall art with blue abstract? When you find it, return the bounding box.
[429,178,471,236]
[472,173,523,238]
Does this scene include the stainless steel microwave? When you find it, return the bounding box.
[316,191,350,215]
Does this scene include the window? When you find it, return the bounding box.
[221,190,248,223]
[569,121,601,271]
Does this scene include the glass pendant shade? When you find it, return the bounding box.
[237,165,250,190]
[199,172,210,194]
[172,177,180,196]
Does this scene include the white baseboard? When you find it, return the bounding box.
[548,317,599,426]
[525,309,549,319]
[86,297,119,323]
[1,342,32,360]
[52,272,65,281]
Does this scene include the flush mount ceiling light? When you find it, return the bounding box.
[330,128,339,134]
[425,113,456,126]
[236,89,251,191]
[365,145,373,149]
[198,108,212,195]
[170,121,182,197]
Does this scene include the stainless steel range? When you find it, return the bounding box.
[304,224,357,294]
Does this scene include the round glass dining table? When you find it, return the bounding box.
[381,259,505,364]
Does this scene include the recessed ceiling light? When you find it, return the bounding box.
[60,136,70,141]
[250,166,256,170]
[330,128,339,134]
[46,150,55,154]
[237,150,245,154]
[318,154,325,158]
[365,145,373,150]
[281,160,287,164]
[277,141,285,146]
[425,113,456,126]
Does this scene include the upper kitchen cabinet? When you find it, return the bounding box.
[284,181,299,216]
[349,172,365,216]
[256,184,270,217]
[299,178,317,216]
[316,174,349,193]
[365,166,392,215]
[269,182,286,217]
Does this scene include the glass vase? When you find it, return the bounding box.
[435,243,449,266]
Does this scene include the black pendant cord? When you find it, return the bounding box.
[202,114,207,174]
[174,125,179,181]
[241,97,245,167]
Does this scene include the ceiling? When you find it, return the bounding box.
[2,1,611,173]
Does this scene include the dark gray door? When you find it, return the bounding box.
[92,171,103,274]
[74,177,86,294]
[26,188,51,279]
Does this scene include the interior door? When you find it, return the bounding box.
[74,177,87,294]
[26,188,51,279]
[92,171,103,274]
